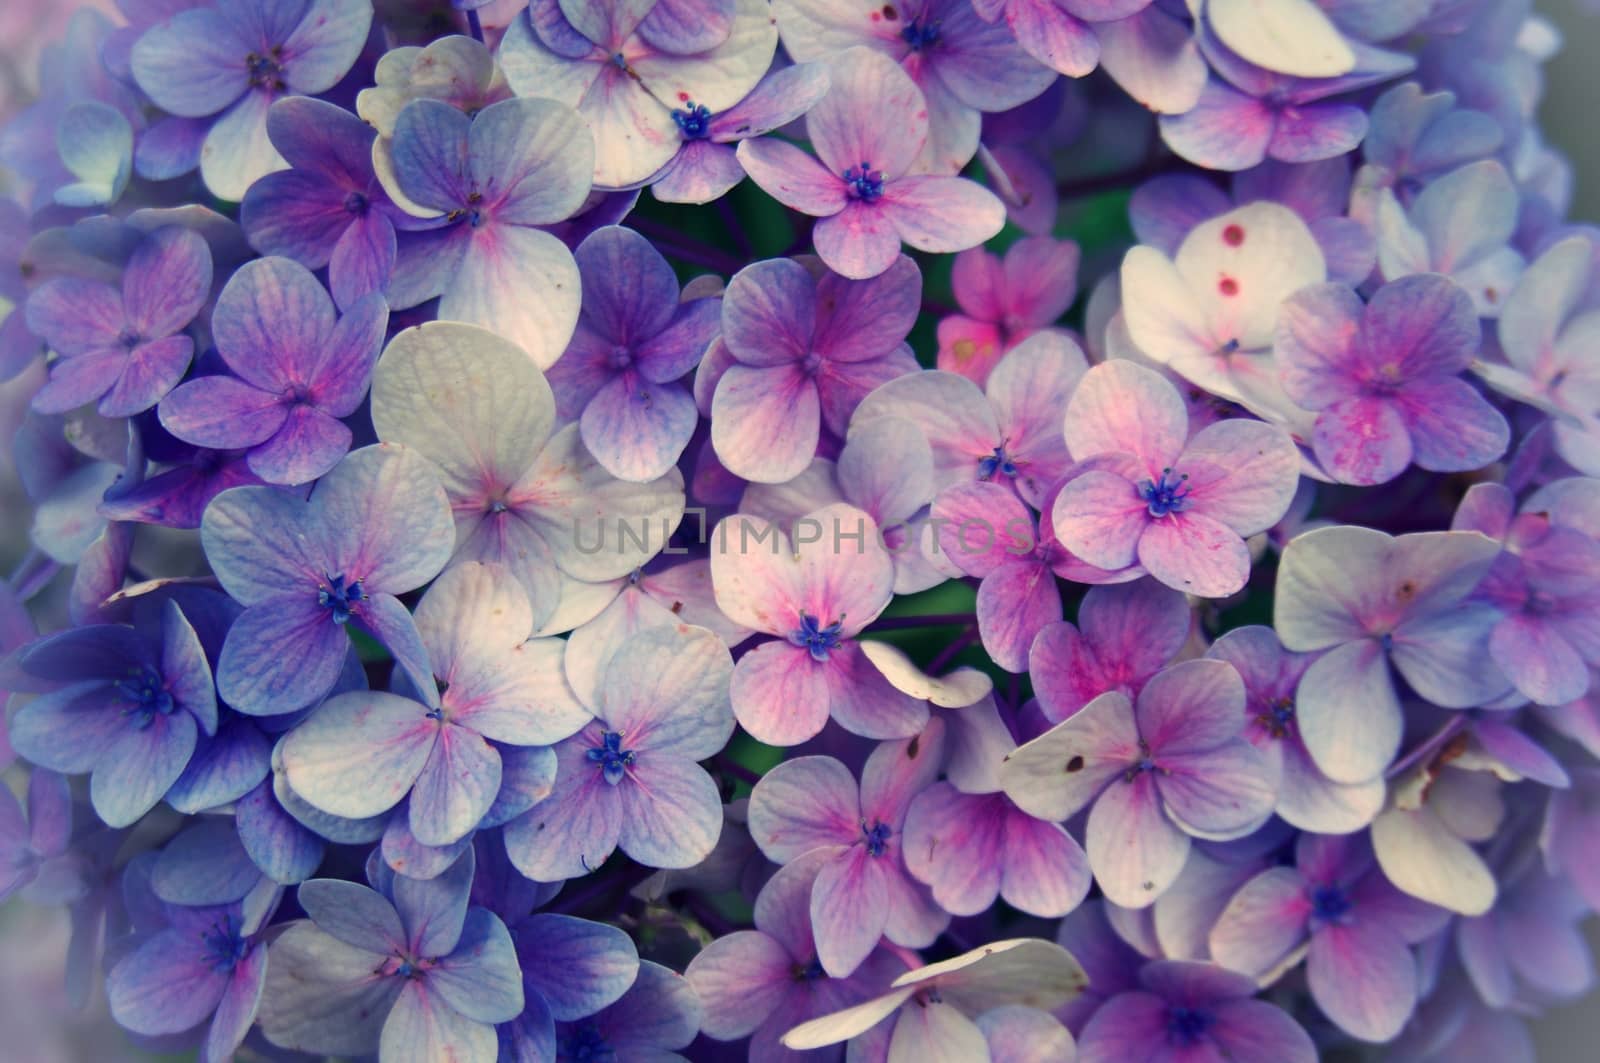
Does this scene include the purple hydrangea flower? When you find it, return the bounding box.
[370,321,687,628]
[687,849,908,1060]
[649,62,831,204]
[546,225,721,482]
[1453,479,1600,706]
[130,0,374,200]
[1350,81,1503,225]
[710,254,919,483]
[0,769,71,905]
[158,256,388,486]
[852,330,1086,508]
[1209,831,1449,1042]
[240,96,425,311]
[1000,659,1278,907]
[1075,959,1316,1063]
[1273,525,1508,783]
[1028,579,1191,727]
[384,96,594,367]
[1276,273,1509,485]
[25,225,211,418]
[554,960,702,1062]
[200,443,454,716]
[1053,360,1301,598]
[1375,159,1524,316]
[498,0,779,188]
[12,599,216,827]
[105,893,275,1061]
[258,850,523,1060]
[900,701,1092,917]
[1206,625,1385,833]
[773,0,1055,174]
[935,235,1080,385]
[972,0,1155,78]
[747,722,950,977]
[737,47,1006,279]
[278,561,590,847]
[710,504,927,745]
[501,624,734,880]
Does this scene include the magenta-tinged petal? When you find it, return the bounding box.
[807,47,927,179]
[1159,79,1274,171]
[935,481,1036,578]
[811,846,890,978]
[813,256,921,364]
[978,560,1063,674]
[1159,740,1277,837]
[883,176,1006,256]
[99,334,193,417]
[124,226,212,337]
[1208,997,1318,1063]
[503,736,624,882]
[650,139,748,204]
[1398,375,1510,474]
[25,277,124,356]
[814,201,904,281]
[379,978,496,1063]
[1313,395,1412,486]
[1138,511,1253,599]
[1268,103,1367,164]
[902,784,1005,916]
[735,137,849,216]
[1208,866,1312,977]
[408,725,501,847]
[1490,614,1587,706]
[30,347,125,414]
[207,944,267,1062]
[1072,990,1170,1063]
[1000,800,1093,917]
[1177,418,1301,534]
[1306,920,1419,1042]
[330,211,397,311]
[1000,691,1142,822]
[1052,470,1148,571]
[438,224,581,370]
[730,640,832,746]
[711,363,821,484]
[579,372,697,482]
[686,930,794,1039]
[722,256,815,367]
[816,639,930,740]
[1065,359,1187,471]
[1008,0,1100,76]
[106,928,230,1035]
[616,757,724,869]
[247,403,353,486]
[1086,773,1190,907]
[280,691,437,821]
[213,257,335,391]
[1135,659,1247,755]
[747,755,860,864]
[160,376,289,451]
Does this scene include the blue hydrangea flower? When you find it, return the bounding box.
[12,599,216,827]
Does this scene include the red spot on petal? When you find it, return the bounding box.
[1219,276,1239,297]
[677,91,689,101]
[871,10,882,19]
[1223,224,1245,246]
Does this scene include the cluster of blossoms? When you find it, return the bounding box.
[2,0,1600,1060]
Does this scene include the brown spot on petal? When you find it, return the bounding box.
[882,4,899,20]
[1065,755,1084,772]
[907,735,921,759]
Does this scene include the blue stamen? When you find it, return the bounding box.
[342,190,368,215]
[246,48,286,91]
[1140,468,1191,517]
[562,1023,616,1063]
[1310,884,1353,925]
[862,820,891,857]
[901,19,941,50]
[844,162,885,202]
[673,103,713,139]
[587,731,636,786]
[200,917,249,973]
[1258,696,1294,738]
[789,613,845,661]
[978,445,1018,480]
[318,574,366,624]
[1166,1005,1215,1046]
[793,957,826,982]
[116,668,175,729]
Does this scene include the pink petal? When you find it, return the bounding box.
[1086,773,1191,907]
[735,137,849,216]
[747,754,861,863]
[814,201,904,280]
[1052,469,1149,572]
[1137,511,1252,598]
[882,175,1007,255]
[1064,359,1187,471]
[730,640,832,747]
[811,846,890,977]
[806,48,927,179]
[1313,395,1412,485]
[710,363,821,484]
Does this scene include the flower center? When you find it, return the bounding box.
[1166,1005,1215,1046]
[245,48,286,92]
[318,574,366,624]
[1310,884,1353,925]
[562,1023,615,1063]
[978,445,1018,480]
[587,730,637,786]
[861,819,892,856]
[342,190,369,215]
[1257,696,1294,739]
[117,328,141,350]
[844,162,885,202]
[901,19,941,50]
[673,102,713,139]
[116,668,175,728]
[1140,468,1191,517]
[607,344,633,370]
[791,957,827,982]
[201,918,249,973]
[789,613,844,661]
